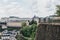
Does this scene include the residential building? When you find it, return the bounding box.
[1,30,17,40]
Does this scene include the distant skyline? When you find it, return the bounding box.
[0,0,60,18]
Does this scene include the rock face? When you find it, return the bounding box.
[35,24,60,40]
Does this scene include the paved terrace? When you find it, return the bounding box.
[39,23,60,26]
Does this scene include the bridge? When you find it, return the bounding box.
[35,23,60,40]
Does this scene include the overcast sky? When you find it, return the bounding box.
[0,0,60,18]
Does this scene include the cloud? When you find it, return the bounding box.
[3,0,8,3]
[0,0,60,18]
[0,0,34,18]
[37,0,60,17]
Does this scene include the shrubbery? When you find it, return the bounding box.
[20,24,37,40]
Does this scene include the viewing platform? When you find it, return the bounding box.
[35,22,60,40]
[39,23,60,26]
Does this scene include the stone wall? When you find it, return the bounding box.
[35,24,60,40]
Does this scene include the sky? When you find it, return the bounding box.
[0,0,60,18]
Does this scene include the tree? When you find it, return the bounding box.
[20,24,37,38]
[56,5,60,16]
[20,26,31,37]
[22,22,27,27]
[29,19,37,25]
[16,34,27,40]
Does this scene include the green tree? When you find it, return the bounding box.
[16,34,27,40]
[56,5,60,16]
[20,24,37,40]
[29,19,37,25]
[20,26,31,37]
